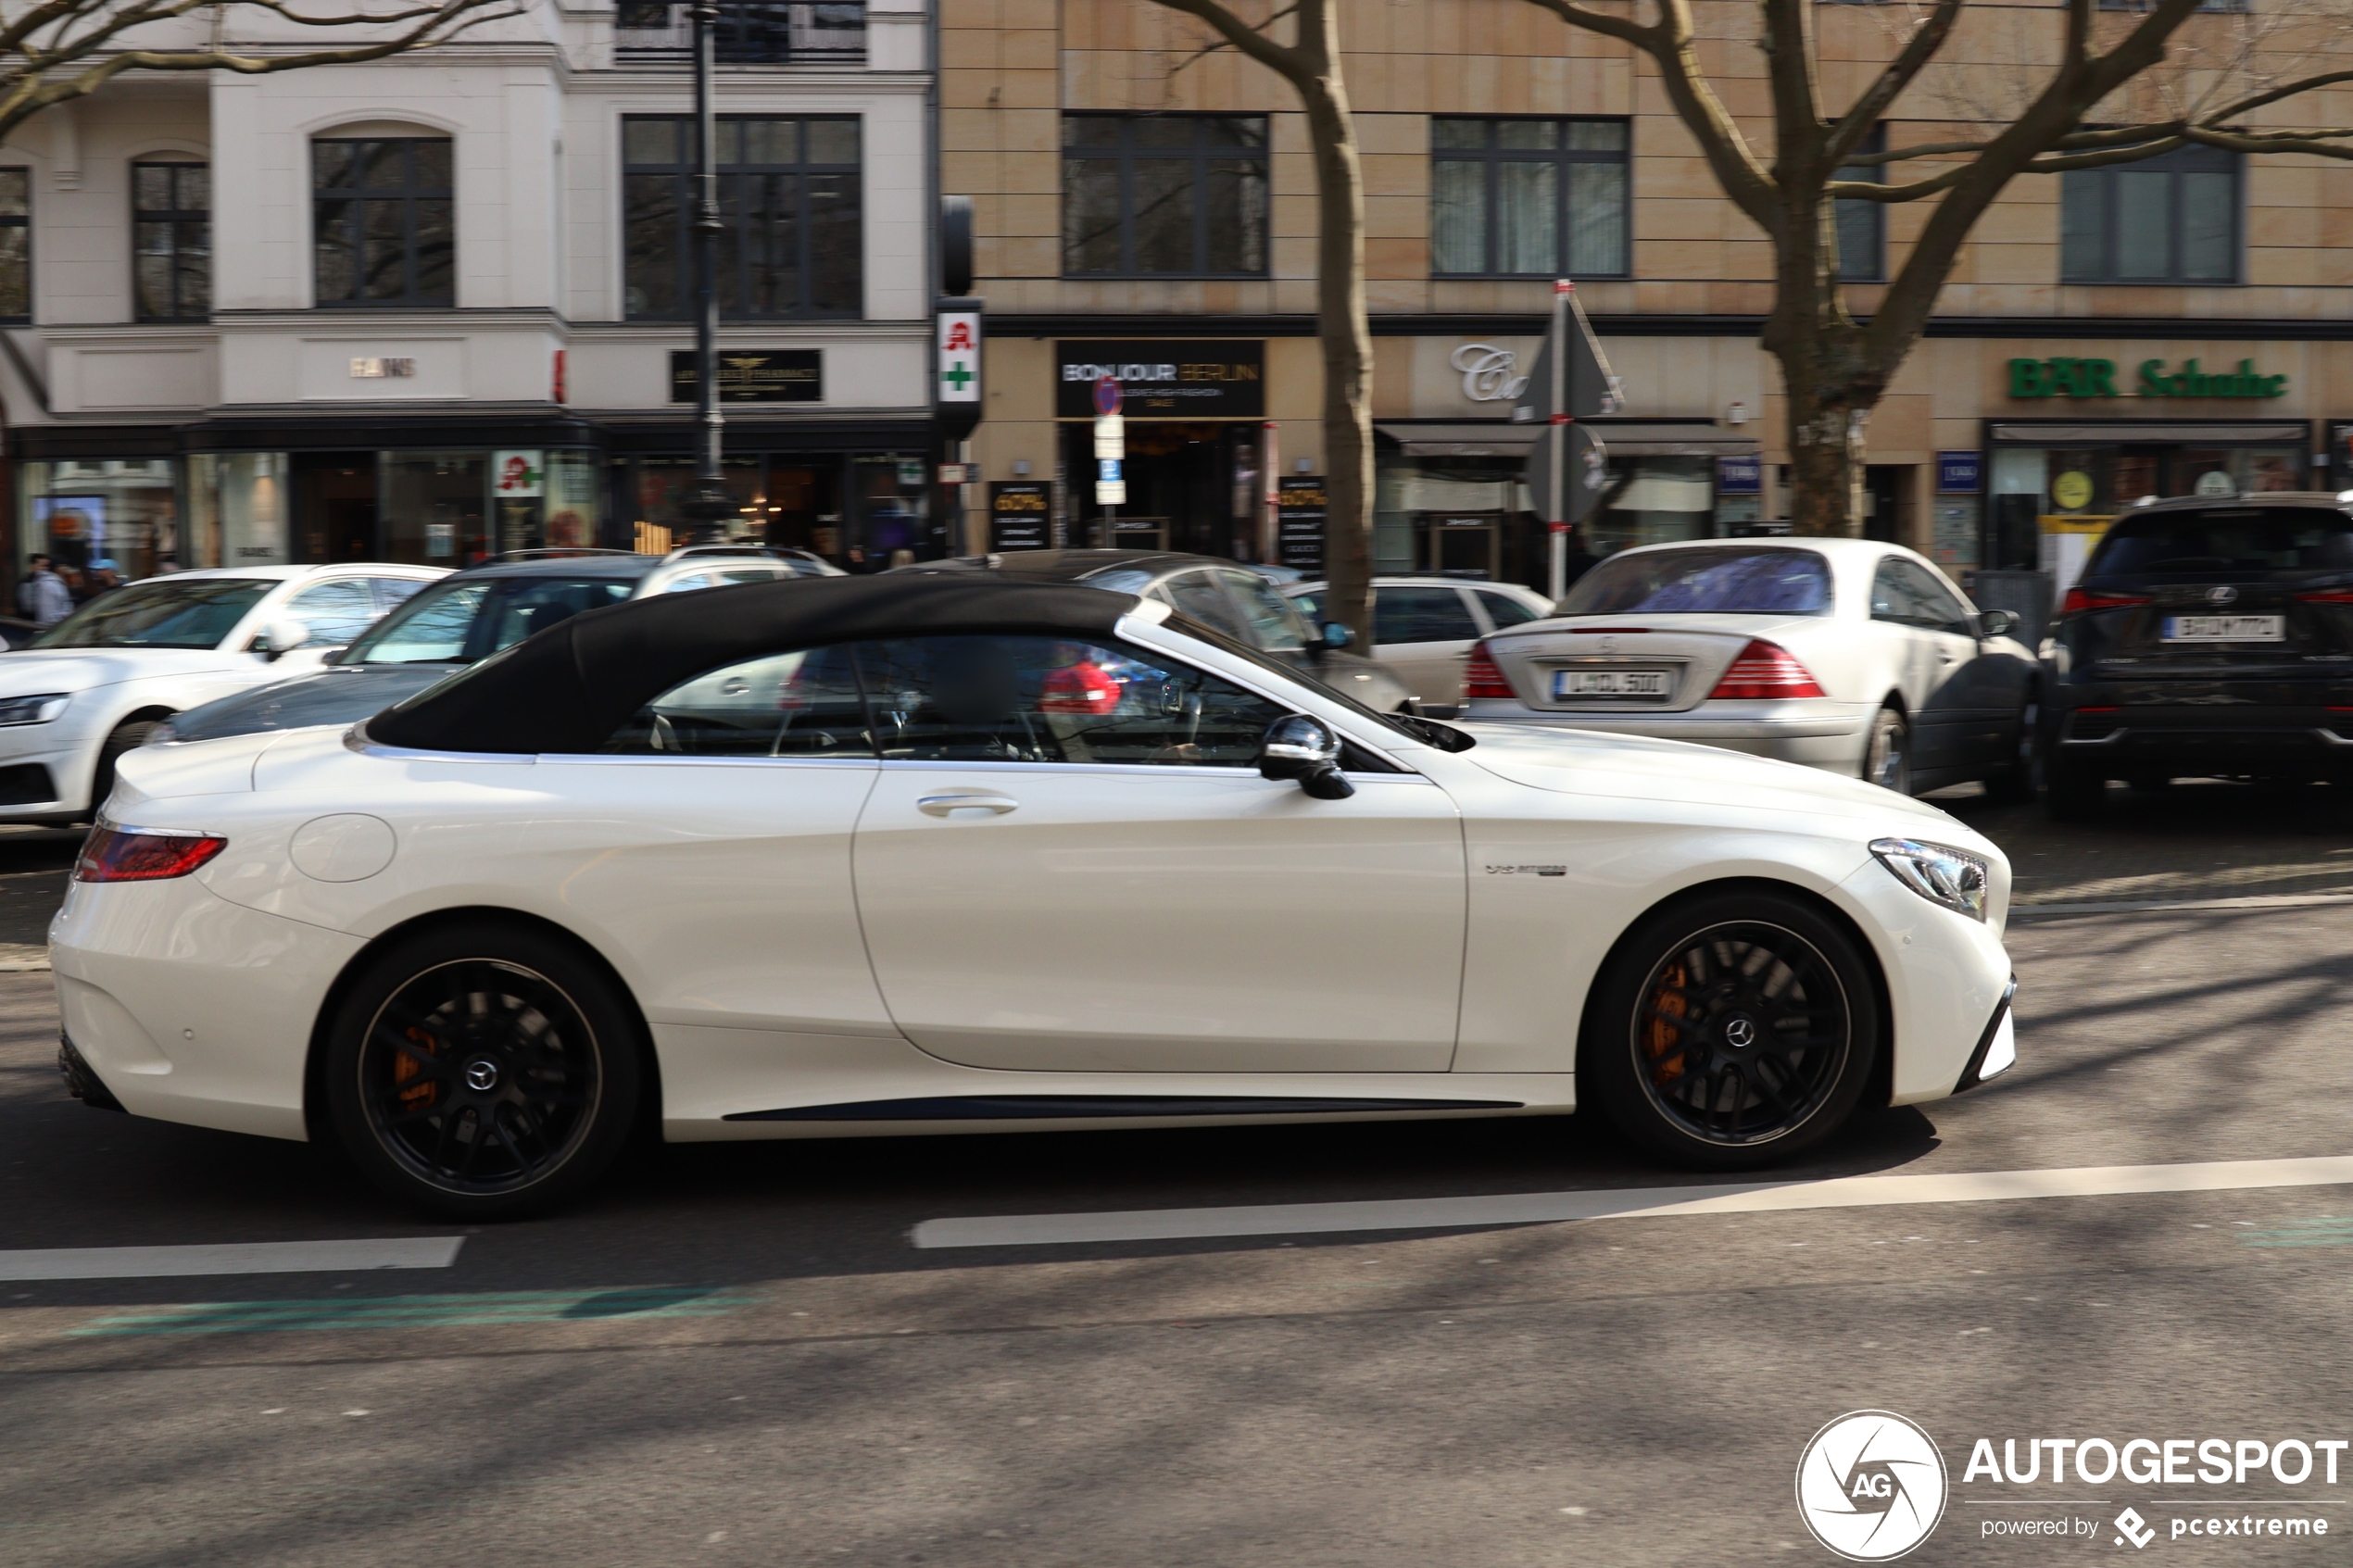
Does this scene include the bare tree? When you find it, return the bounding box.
[1140,0,1377,645]
[0,0,517,141]
[1506,0,2353,535]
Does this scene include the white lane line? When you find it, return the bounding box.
[911,1155,2353,1249]
[0,1236,465,1282]
[2014,891,2353,918]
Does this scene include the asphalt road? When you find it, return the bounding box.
[4,783,2353,1566]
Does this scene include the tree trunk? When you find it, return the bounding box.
[1300,76,1373,648]
[1761,206,1880,539]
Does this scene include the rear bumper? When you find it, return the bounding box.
[2055,702,2353,769]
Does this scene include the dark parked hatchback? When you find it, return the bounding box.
[2043,493,2353,816]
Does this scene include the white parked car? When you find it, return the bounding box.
[0,564,445,823]
[1462,539,2039,797]
[1282,576,1554,707]
[54,574,2017,1217]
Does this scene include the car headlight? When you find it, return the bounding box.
[1869,836,1990,922]
[0,692,69,726]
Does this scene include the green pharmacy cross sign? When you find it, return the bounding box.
[2008,355,2288,400]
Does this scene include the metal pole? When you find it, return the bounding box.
[684,0,730,546]
[1547,279,1570,602]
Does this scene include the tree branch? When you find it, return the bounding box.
[1824,0,1963,170]
[1147,0,1309,82]
[1165,2,1296,77]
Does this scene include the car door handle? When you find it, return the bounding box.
[917,793,1020,818]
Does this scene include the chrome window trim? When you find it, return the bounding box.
[868,757,1441,784]
[345,726,537,766]
[537,752,879,771]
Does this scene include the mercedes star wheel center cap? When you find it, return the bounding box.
[464,1058,501,1093]
[1722,1016,1758,1049]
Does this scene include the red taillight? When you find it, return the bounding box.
[1463,640,1516,700]
[2297,589,2353,605]
[1038,659,1121,715]
[1707,639,1826,701]
[2058,587,2151,616]
[73,826,227,884]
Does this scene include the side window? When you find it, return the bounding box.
[1374,584,1482,644]
[604,645,871,757]
[861,635,1287,767]
[1869,560,1919,627]
[1476,589,1541,629]
[282,578,381,646]
[1164,571,1248,640]
[662,572,717,594]
[359,582,488,662]
[370,577,430,615]
[1288,587,1324,624]
[481,580,634,654]
[1899,561,1975,637]
[1218,569,1307,653]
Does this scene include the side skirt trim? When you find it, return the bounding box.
[724,1094,1525,1123]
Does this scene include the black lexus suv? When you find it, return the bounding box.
[2043,492,2353,818]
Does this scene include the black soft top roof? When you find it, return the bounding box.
[364,573,1139,755]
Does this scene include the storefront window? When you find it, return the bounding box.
[384,452,487,566]
[851,453,929,569]
[20,458,185,583]
[547,451,603,551]
[1591,456,1715,558]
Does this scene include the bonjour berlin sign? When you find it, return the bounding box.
[1055,342,1265,420]
[2008,354,2287,400]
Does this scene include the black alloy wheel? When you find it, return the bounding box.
[1584,892,1879,1169]
[325,923,641,1218]
[89,717,167,819]
[1982,692,2039,804]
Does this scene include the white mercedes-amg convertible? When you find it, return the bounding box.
[51,575,2019,1217]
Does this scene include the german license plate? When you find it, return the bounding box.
[2161,615,2283,643]
[1555,669,1671,699]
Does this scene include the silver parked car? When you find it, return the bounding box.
[1281,576,1553,708]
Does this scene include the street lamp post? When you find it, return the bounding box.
[682,0,731,546]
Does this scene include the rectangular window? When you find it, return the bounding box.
[313,139,455,307]
[623,116,862,320]
[1429,118,1629,279]
[0,169,28,322]
[1062,115,1269,278]
[133,161,209,321]
[1834,127,1884,283]
[2060,144,2240,284]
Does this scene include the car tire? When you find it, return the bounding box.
[88,718,166,819]
[1863,705,1911,795]
[1982,692,2039,804]
[323,921,643,1220]
[2044,753,2106,821]
[1582,890,1881,1171]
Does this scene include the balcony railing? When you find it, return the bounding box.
[615,2,866,65]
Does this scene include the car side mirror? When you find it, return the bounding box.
[253,620,309,661]
[1257,714,1354,798]
[1979,609,2018,640]
[1319,621,1354,651]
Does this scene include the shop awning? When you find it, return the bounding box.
[1377,421,1760,458]
[1988,422,2309,445]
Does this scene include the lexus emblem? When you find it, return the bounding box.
[2208,585,2239,606]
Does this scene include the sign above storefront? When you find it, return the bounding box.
[670,350,823,404]
[1717,453,1761,495]
[2007,356,2288,401]
[1937,451,1982,494]
[1055,342,1265,420]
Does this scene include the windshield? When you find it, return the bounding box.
[340,574,637,665]
[2086,508,2353,577]
[1560,547,1834,617]
[1156,609,1471,750]
[31,578,272,649]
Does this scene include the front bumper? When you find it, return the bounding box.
[1952,979,2019,1094]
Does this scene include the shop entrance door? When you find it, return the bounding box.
[1063,421,1244,558]
[1419,512,1503,578]
[291,452,379,563]
[1863,467,1907,545]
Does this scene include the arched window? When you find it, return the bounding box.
[312,136,453,307]
[132,160,208,320]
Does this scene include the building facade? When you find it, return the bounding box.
[2,0,937,587]
[942,0,2353,592]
